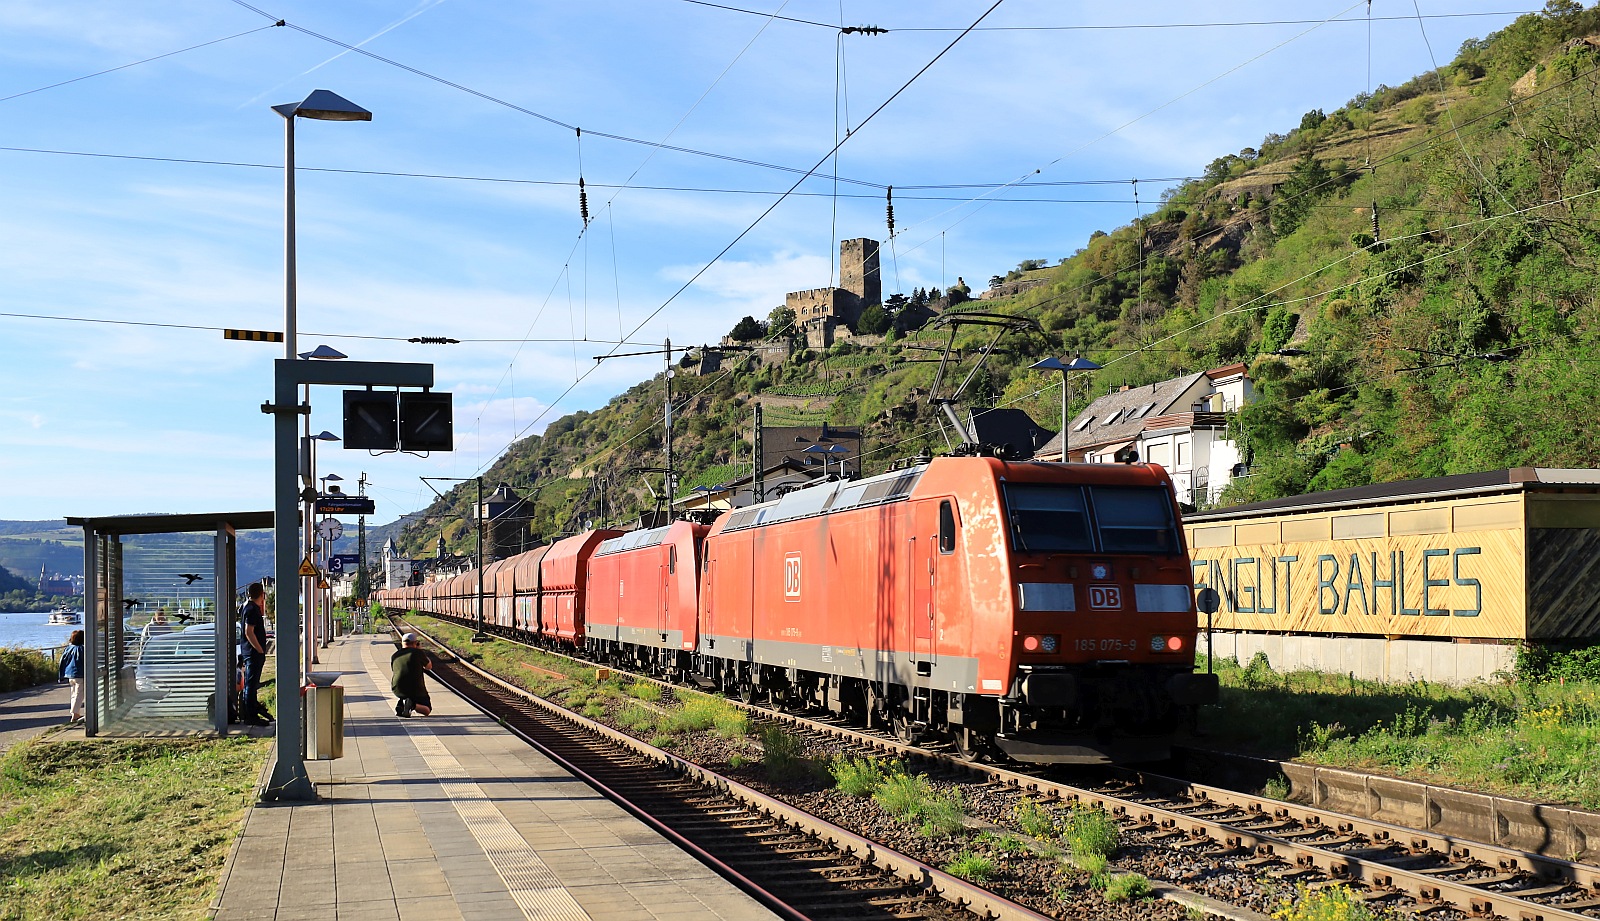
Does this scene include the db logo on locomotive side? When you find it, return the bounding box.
[784,553,802,600]
[1088,585,1122,609]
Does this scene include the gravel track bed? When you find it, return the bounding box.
[412,623,1456,919]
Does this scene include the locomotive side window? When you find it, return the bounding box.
[669,545,677,574]
[1088,486,1180,553]
[1004,485,1094,552]
[938,501,956,553]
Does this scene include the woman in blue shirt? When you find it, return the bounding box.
[59,629,84,722]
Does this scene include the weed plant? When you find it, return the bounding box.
[829,755,891,797]
[1014,797,1060,838]
[942,850,995,883]
[617,703,657,732]
[1100,872,1152,902]
[918,792,967,838]
[1064,807,1119,860]
[874,772,934,820]
[626,680,662,702]
[758,725,812,784]
[1269,882,1380,921]
[661,695,727,733]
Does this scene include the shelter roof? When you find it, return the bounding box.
[1186,467,1600,523]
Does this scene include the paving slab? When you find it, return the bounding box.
[212,634,778,921]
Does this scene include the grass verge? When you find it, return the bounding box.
[0,734,269,920]
[1205,652,1600,808]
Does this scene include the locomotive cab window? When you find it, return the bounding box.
[669,546,677,574]
[938,501,956,553]
[1004,485,1094,552]
[1090,486,1180,554]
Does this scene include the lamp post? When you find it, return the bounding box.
[1030,356,1103,462]
[802,443,849,478]
[303,430,339,666]
[273,90,371,363]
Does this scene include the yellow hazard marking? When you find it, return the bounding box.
[299,556,318,577]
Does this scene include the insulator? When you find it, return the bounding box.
[1371,202,1380,242]
[886,186,895,237]
[579,177,591,226]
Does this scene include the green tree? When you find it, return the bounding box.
[728,315,765,341]
[767,306,797,339]
[1270,154,1332,236]
[857,304,891,335]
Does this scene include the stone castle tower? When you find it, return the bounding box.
[838,238,880,306]
[785,238,882,348]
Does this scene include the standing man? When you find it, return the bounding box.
[240,582,272,726]
[390,632,433,717]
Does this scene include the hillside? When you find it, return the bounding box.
[398,3,1600,558]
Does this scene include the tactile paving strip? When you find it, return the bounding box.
[362,646,592,921]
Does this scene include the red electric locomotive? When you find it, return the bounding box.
[584,520,709,679]
[694,455,1214,763]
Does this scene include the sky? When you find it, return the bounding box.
[0,0,1542,525]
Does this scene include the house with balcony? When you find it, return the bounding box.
[1035,363,1252,508]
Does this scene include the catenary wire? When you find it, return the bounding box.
[0,24,281,104]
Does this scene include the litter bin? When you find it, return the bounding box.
[304,683,344,760]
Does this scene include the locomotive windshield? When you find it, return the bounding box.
[1005,484,1180,555]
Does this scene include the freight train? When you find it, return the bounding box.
[378,456,1217,763]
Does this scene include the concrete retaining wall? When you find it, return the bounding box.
[1198,631,1517,685]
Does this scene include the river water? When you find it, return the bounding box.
[0,611,79,652]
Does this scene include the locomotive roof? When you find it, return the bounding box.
[595,524,673,555]
[718,462,928,533]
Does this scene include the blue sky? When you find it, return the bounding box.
[0,0,1537,523]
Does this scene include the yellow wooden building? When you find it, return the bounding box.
[1183,468,1600,683]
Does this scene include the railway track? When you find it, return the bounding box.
[399,615,1600,919]
[411,627,1056,921]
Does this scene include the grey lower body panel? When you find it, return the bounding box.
[701,633,979,693]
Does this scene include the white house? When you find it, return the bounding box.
[1035,363,1253,508]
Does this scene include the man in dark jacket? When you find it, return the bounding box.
[239,583,271,725]
[391,633,432,717]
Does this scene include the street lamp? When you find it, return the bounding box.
[273,90,371,363]
[803,443,849,478]
[1030,356,1103,462]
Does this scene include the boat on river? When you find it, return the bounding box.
[47,603,82,626]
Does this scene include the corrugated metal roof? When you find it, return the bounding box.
[1186,467,1600,522]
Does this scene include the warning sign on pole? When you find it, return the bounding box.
[298,556,318,577]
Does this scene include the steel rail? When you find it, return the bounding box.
[401,619,1055,921]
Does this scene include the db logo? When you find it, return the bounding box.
[784,553,802,600]
[1088,585,1122,609]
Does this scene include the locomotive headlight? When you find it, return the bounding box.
[1040,635,1059,653]
[1150,635,1167,652]
[1167,635,1184,652]
[1091,563,1111,580]
[1023,635,1040,652]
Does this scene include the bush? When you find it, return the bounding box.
[0,647,56,694]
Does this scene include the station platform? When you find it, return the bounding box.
[212,633,776,921]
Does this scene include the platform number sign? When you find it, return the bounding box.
[784,553,802,601]
[1088,585,1122,609]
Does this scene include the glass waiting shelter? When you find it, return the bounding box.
[66,512,272,737]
